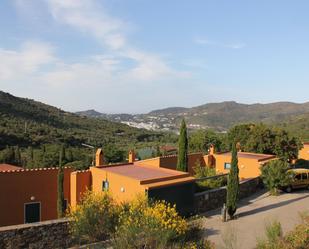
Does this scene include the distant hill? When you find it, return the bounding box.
[0,91,172,150]
[77,101,309,134]
[76,109,103,117]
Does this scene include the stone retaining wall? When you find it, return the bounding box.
[194,177,262,213]
[0,219,73,249]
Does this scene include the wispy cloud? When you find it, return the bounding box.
[1,0,191,112]
[194,37,246,49]
[0,41,55,80]
[43,0,187,81]
[46,0,126,50]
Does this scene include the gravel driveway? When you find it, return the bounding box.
[202,189,309,249]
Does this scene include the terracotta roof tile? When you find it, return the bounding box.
[0,164,23,171]
[98,164,188,181]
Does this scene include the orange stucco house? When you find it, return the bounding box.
[71,149,195,215]
[208,151,276,180]
[0,165,73,227]
[299,142,309,160]
[0,150,195,227]
[0,145,278,227]
[135,146,276,180]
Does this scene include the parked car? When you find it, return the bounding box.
[282,168,309,193]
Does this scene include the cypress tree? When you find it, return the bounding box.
[14,146,21,166]
[57,145,65,218]
[41,145,46,167]
[226,143,239,219]
[177,119,188,172]
[27,146,34,168]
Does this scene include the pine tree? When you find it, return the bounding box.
[226,143,239,219]
[57,145,65,218]
[176,119,188,172]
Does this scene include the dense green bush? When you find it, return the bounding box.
[260,160,292,195]
[194,163,227,190]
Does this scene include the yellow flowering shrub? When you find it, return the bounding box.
[68,190,120,243]
[113,195,188,249]
[69,192,213,248]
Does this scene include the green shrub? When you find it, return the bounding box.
[256,220,282,249]
[194,166,227,190]
[261,160,292,195]
[256,214,309,249]
[194,159,227,191]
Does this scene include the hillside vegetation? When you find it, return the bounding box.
[0,91,174,149]
[0,91,307,169]
[278,113,309,141]
[0,91,176,168]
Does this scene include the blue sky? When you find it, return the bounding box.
[0,0,308,113]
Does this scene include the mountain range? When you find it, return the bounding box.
[76,101,309,133]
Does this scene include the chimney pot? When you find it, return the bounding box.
[95,148,104,166]
[128,150,136,163]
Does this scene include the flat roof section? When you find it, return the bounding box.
[0,164,22,172]
[98,164,189,182]
[218,152,276,161]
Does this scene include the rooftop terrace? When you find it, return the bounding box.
[96,163,190,182]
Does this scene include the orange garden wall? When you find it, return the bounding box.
[299,144,309,160]
[0,168,73,227]
[90,167,146,203]
[159,153,205,175]
[135,153,205,176]
[70,170,92,208]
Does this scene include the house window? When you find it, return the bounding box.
[224,163,231,169]
[102,180,109,191]
[24,202,41,223]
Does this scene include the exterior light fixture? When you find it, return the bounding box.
[30,196,35,201]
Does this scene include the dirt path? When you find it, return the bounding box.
[201,189,309,249]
